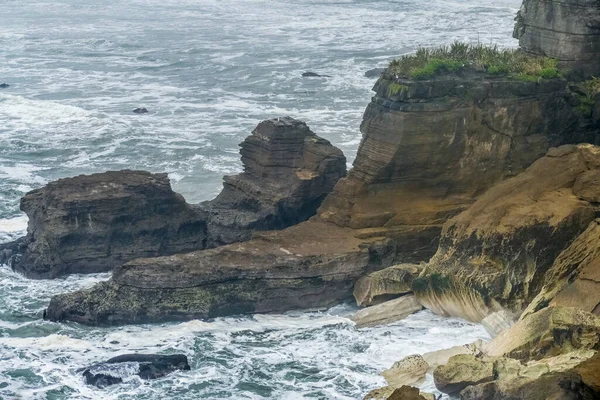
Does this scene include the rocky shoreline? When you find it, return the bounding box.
[2,0,600,397]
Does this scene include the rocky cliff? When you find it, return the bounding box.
[514,0,600,78]
[0,117,345,279]
[318,72,586,261]
[414,144,600,322]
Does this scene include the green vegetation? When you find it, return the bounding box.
[575,77,600,117]
[387,42,560,81]
[411,273,452,294]
[387,82,408,97]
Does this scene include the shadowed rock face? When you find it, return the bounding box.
[0,117,345,279]
[415,145,600,322]
[199,117,346,247]
[514,0,600,78]
[1,171,207,279]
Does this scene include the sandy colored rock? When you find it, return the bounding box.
[354,264,422,307]
[486,307,600,361]
[364,385,435,400]
[460,350,600,400]
[481,310,517,338]
[422,340,486,371]
[524,219,600,319]
[351,295,423,328]
[381,354,429,388]
[415,145,600,321]
[433,354,494,395]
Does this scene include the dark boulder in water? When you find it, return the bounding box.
[0,83,9,88]
[364,68,385,78]
[302,72,331,78]
[82,354,191,388]
[133,107,148,114]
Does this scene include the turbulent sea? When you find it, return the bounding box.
[0,0,520,398]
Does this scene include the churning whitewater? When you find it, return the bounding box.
[0,0,519,398]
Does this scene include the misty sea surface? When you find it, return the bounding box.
[0,0,519,398]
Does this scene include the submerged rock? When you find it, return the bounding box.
[415,145,600,321]
[82,354,190,388]
[0,83,9,88]
[132,107,148,114]
[302,71,331,78]
[9,170,207,279]
[199,117,346,247]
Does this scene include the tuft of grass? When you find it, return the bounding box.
[387,41,560,81]
[575,77,600,116]
[387,82,409,97]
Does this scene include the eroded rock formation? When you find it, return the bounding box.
[1,117,345,279]
[414,144,600,321]
[200,117,346,247]
[514,0,600,78]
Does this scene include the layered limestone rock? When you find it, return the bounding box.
[318,73,585,264]
[364,385,436,400]
[524,219,600,318]
[45,221,397,325]
[415,145,600,321]
[0,117,345,279]
[353,264,422,307]
[200,117,346,247]
[0,171,207,279]
[433,354,494,395]
[350,295,423,328]
[514,0,600,78]
[381,355,429,388]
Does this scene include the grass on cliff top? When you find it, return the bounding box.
[387,42,560,81]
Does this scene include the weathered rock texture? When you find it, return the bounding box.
[45,221,396,325]
[382,354,429,388]
[317,73,587,264]
[1,117,345,279]
[200,117,346,247]
[433,354,494,395]
[0,171,207,279]
[524,219,600,318]
[364,385,435,400]
[350,295,422,328]
[354,264,422,307]
[514,0,600,78]
[415,144,600,321]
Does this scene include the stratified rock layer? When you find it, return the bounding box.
[415,144,600,321]
[318,74,585,262]
[200,117,346,247]
[514,0,600,78]
[2,171,207,279]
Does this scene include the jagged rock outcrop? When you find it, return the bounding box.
[514,0,600,78]
[1,117,345,279]
[433,354,494,395]
[353,264,422,307]
[364,385,436,400]
[414,144,600,321]
[45,221,396,325]
[317,73,587,264]
[381,355,429,388]
[0,171,207,279]
[523,219,600,318]
[350,295,423,328]
[200,117,346,247]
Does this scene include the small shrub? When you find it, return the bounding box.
[387,82,408,97]
[575,77,600,117]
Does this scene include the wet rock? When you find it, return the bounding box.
[199,116,346,247]
[10,170,207,279]
[351,295,422,328]
[132,107,148,114]
[302,71,331,78]
[0,83,9,88]
[364,385,436,400]
[415,145,600,321]
[82,354,190,388]
[353,264,422,307]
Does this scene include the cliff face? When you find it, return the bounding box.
[514,0,600,78]
[415,144,600,322]
[318,74,582,261]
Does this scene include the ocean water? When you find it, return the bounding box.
[0,0,519,398]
